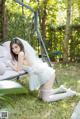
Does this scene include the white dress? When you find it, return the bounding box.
[22,60,55,91]
[18,37,55,91]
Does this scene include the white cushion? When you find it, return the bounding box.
[0,46,6,58]
[0,62,6,75]
[0,42,12,67]
[2,41,11,60]
[2,41,11,51]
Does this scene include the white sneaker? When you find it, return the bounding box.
[59,85,68,93]
[67,89,77,96]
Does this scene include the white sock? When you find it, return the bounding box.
[41,89,76,102]
[38,85,68,99]
[51,85,68,94]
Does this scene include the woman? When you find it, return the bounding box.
[9,37,76,102]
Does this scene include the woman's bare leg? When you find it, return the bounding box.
[39,71,76,101]
[38,72,55,99]
[40,71,68,93]
[39,72,68,99]
[41,72,55,90]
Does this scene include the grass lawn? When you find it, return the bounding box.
[0,63,80,119]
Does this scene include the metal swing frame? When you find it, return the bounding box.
[15,0,52,66]
[0,0,58,89]
[15,0,58,84]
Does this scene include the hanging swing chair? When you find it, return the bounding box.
[0,0,57,95]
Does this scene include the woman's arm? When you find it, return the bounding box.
[9,62,19,71]
[9,52,25,72]
[17,51,25,70]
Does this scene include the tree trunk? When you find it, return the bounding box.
[37,0,47,40]
[41,0,47,42]
[0,0,7,41]
[37,0,48,57]
[63,0,72,63]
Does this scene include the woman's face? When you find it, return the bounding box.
[11,43,21,54]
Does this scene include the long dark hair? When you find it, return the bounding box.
[10,38,25,61]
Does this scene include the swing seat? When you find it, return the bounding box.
[0,67,27,80]
[0,41,28,81]
[0,41,28,95]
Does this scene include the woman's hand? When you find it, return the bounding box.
[9,62,20,72]
[13,64,20,71]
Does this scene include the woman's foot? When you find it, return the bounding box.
[66,89,77,96]
[57,85,68,93]
[53,85,68,94]
[38,85,68,99]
